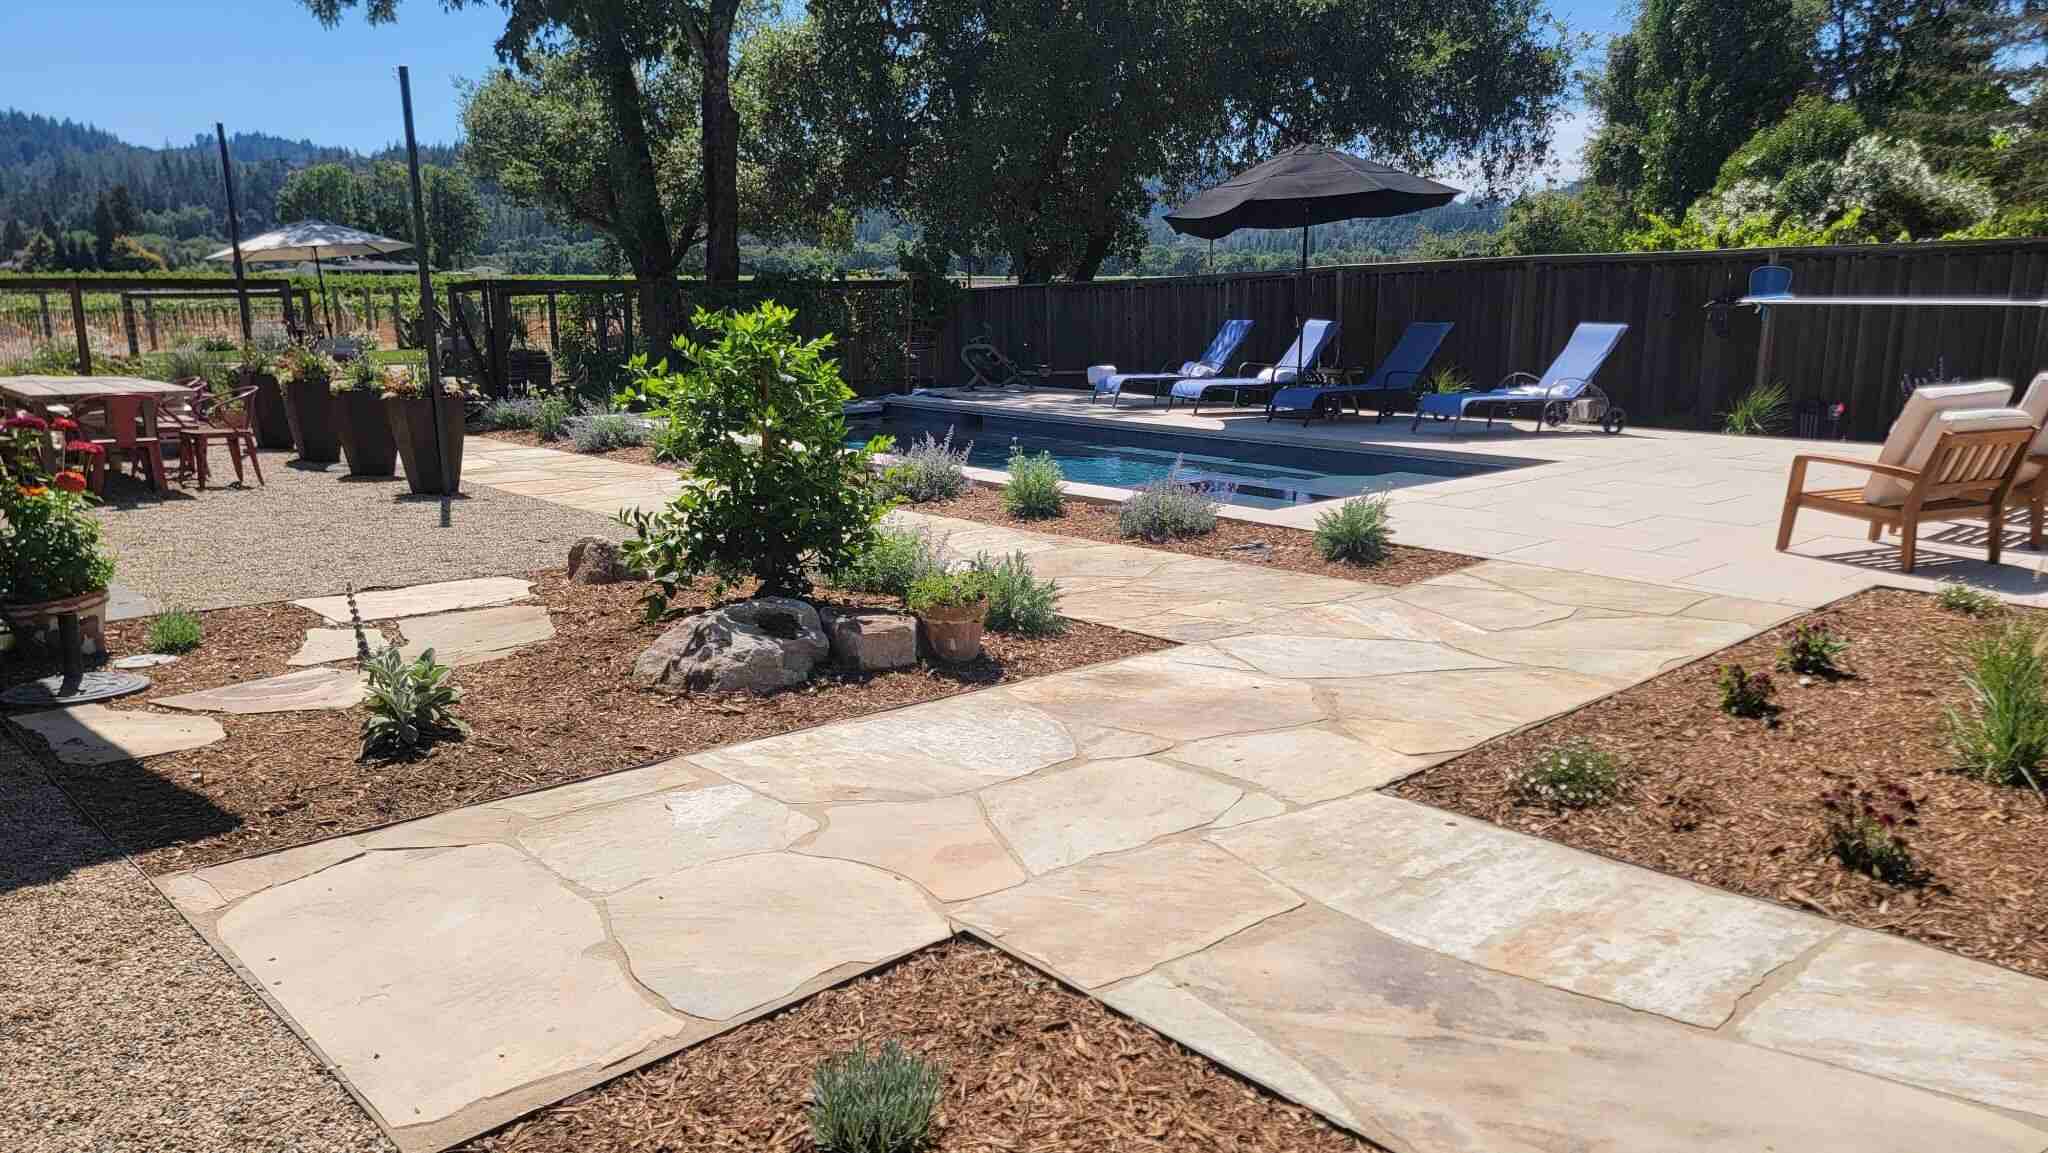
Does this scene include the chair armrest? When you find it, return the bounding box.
[1496,370,1542,390]
[1789,453,1923,481]
[1379,370,1424,392]
[1236,360,1277,376]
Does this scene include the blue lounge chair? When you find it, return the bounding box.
[1169,319,1338,414]
[1267,321,1453,422]
[1093,319,1253,407]
[1412,322,1629,435]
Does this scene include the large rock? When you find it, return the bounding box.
[819,607,918,671]
[567,535,632,585]
[632,597,829,695]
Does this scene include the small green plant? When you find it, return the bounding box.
[1509,738,1624,809]
[573,411,645,453]
[1935,582,2001,617]
[835,525,947,598]
[1720,380,1790,435]
[1778,623,1848,676]
[146,608,203,654]
[330,355,381,393]
[1119,457,1225,541]
[906,568,989,617]
[1422,364,1472,393]
[279,343,337,387]
[480,396,541,431]
[1718,664,1777,718]
[162,344,213,384]
[1943,619,2048,796]
[1819,779,1923,885]
[809,1040,943,1153]
[972,551,1065,636]
[1313,492,1393,564]
[1002,443,1065,518]
[534,393,573,442]
[351,582,464,760]
[880,428,972,503]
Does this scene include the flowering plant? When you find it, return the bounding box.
[1,409,113,603]
[379,365,473,400]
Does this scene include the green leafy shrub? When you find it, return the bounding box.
[906,568,989,617]
[147,608,203,654]
[880,428,972,503]
[0,486,115,603]
[1314,493,1393,564]
[534,393,573,442]
[1721,381,1789,435]
[1003,443,1065,518]
[480,396,541,431]
[615,302,886,610]
[1119,458,1224,541]
[809,1040,942,1153]
[279,344,337,387]
[162,344,213,384]
[972,551,1064,636]
[1935,582,2001,617]
[573,412,645,454]
[1718,664,1777,718]
[360,644,465,760]
[330,355,380,393]
[1509,738,1624,809]
[1820,780,1923,885]
[1778,623,1848,676]
[835,526,947,598]
[1943,620,2048,794]
[1422,364,1472,393]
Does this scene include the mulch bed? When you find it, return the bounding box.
[6,572,1165,876]
[923,484,1475,587]
[475,427,672,470]
[464,937,1374,1153]
[1393,587,2048,980]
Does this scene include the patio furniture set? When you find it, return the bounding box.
[1,375,264,495]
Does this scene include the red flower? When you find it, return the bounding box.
[52,469,87,493]
[3,413,49,432]
[51,416,80,433]
[65,441,105,456]
[16,483,47,498]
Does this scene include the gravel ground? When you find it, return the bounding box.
[91,448,628,612]
[0,736,390,1153]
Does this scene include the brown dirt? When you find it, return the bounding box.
[925,484,1475,587]
[463,938,1375,1153]
[1393,587,2048,980]
[7,572,1165,876]
[476,427,672,470]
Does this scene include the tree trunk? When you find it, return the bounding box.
[595,35,683,357]
[1070,231,1115,282]
[697,0,742,284]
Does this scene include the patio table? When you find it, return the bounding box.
[1,375,196,438]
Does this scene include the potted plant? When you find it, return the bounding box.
[382,367,472,495]
[237,342,293,449]
[279,345,342,463]
[906,569,989,663]
[330,357,398,477]
[0,415,115,658]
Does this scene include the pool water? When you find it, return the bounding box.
[849,406,1515,509]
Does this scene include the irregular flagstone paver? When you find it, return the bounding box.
[1461,560,1708,615]
[1068,722,1173,760]
[178,836,364,905]
[1006,650,1323,743]
[360,804,526,850]
[800,796,1025,901]
[492,757,704,819]
[608,852,948,1021]
[1166,906,2046,1153]
[1171,727,1433,804]
[1457,614,1757,683]
[1682,594,1800,627]
[1326,666,1620,754]
[690,690,1075,803]
[1388,580,1576,631]
[1734,930,2048,1117]
[1019,543,1172,582]
[518,783,818,893]
[293,577,535,624]
[1210,634,1502,679]
[1100,611,1257,644]
[953,842,1302,989]
[1271,596,1495,644]
[156,667,367,714]
[287,627,372,666]
[1210,794,1831,1027]
[213,845,680,1129]
[396,604,556,666]
[1210,791,1287,828]
[980,757,1242,874]
[10,704,224,765]
[1100,973,1360,1132]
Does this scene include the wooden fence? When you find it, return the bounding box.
[935,239,2048,441]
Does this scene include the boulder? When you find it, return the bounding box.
[820,607,919,672]
[568,536,631,585]
[633,597,830,695]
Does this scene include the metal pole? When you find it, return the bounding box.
[313,248,333,337]
[399,65,451,496]
[216,123,252,343]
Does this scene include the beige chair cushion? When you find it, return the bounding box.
[1863,380,2012,503]
[1867,406,2035,506]
[2016,371,2048,467]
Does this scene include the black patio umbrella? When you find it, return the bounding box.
[1166,145,1460,335]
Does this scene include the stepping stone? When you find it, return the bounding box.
[10,704,224,765]
[518,784,818,893]
[491,757,704,819]
[287,628,370,666]
[1457,614,1758,684]
[1007,650,1323,744]
[1172,727,1429,804]
[111,653,179,669]
[1461,561,1707,615]
[981,757,1241,874]
[1210,634,1501,680]
[156,667,366,715]
[293,577,534,624]
[1325,666,1619,755]
[397,605,555,667]
[608,852,949,1021]
[801,796,1025,901]
[1211,791,1287,828]
[181,836,365,905]
[1390,582,1575,631]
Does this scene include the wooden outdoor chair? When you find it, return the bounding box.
[86,394,168,493]
[1777,408,2037,572]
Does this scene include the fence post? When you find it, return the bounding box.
[1041,283,1053,374]
[621,291,634,355]
[546,292,558,353]
[144,298,159,352]
[390,288,403,346]
[38,292,53,341]
[68,280,91,374]
[121,293,140,357]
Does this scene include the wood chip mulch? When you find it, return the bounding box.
[464,938,1376,1153]
[475,427,672,470]
[7,572,1165,877]
[922,484,1476,587]
[1393,587,2048,980]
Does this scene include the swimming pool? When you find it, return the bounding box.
[848,405,1518,509]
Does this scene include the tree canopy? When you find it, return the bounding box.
[275,161,486,268]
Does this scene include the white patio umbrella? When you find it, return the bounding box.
[206,220,412,337]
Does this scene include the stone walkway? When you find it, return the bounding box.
[146,477,2048,1152]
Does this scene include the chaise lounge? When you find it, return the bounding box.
[1092,319,1253,408]
[1412,322,1628,434]
[1169,319,1337,415]
[1267,321,1452,422]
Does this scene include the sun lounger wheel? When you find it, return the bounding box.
[1601,407,1626,434]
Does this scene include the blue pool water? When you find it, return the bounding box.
[848,406,1516,509]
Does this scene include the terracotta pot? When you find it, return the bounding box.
[241,369,292,449]
[282,377,340,463]
[385,393,467,495]
[3,587,110,659]
[917,598,987,663]
[333,389,398,477]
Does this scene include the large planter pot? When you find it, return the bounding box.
[282,378,341,463]
[3,588,110,659]
[241,369,292,449]
[333,389,398,477]
[385,394,467,495]
[917,599,987,663]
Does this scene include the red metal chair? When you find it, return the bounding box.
[176,387,265,490]
[87,394,168,492]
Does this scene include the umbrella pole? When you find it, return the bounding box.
[314,247,332,338]
[1296,216,1309,369]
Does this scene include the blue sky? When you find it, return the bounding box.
[1,0,1631,179]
